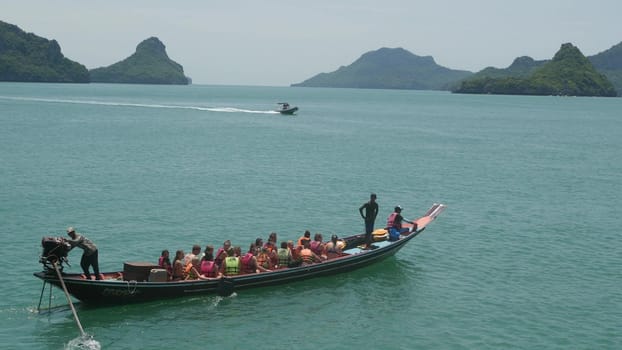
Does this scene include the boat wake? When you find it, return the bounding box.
[212,292,237,306]
[65,334,101,350]
[0,96,280,115]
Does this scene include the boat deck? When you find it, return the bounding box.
[342,239,393,254]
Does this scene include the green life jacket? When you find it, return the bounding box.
[225,256,239,275]
[277,248,290,266]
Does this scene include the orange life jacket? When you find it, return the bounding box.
[300,248,314,264]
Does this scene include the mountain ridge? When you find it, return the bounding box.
[291,47,473,90]
[589,42,622,95]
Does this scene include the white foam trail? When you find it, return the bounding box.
[65,334,101,350]
[0,96,280,114]
[210,292,237,307]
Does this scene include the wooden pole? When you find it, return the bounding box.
[53,262,85,336]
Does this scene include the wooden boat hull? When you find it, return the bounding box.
[34,204,445,306]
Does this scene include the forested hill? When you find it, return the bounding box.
[453,43,617,97]
[463,56,548,80]
[0,21,89,83]
[589,42,622,96]
[291,47,473,90]
[89,37,190,85]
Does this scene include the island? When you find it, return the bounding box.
[453,43,617,97]
[291,47,473,90]
[0,20,89,83]
[589,42,622,96]
[89,37,190,85]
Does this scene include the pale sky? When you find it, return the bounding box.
[3,0,621,86]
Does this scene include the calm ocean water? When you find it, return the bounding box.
[1,83,620,349]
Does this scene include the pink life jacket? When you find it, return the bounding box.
[241,252,253,264]
[310,241,322,255]
[200,260,216,276]
[215,248,225,265]
[387,212,399,228]
[241,253,254,273]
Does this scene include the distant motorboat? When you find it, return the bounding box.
[276,102,298,115]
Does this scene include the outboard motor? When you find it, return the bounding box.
[40,236,71,272]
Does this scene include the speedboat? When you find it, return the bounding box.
[276,102,298,115]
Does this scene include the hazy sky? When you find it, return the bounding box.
[3,0,621,86]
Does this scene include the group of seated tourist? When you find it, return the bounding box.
[157,231,344,281]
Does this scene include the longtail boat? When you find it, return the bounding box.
[34,203,445,306]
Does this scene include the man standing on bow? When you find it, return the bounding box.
[359,193,379,249]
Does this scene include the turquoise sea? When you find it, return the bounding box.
[1,83,620,349]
